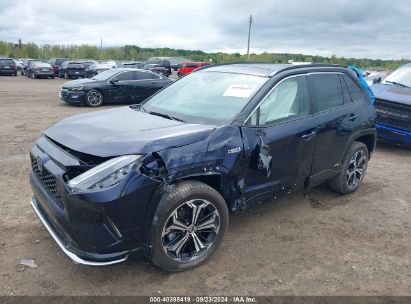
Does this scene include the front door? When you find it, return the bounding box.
[240,75,318,206]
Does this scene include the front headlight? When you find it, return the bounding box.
[71,86,84,91]
[67,155,141,192]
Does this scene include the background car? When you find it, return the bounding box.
[21,59,38,75]
[85,63,112,78]
[48,58,67,76]
[14,59,24,72]
[365,71,389,86]
[58,61,86,79]
[116,61,143,69]
[144,59,171,76]
[371,63,411,146]
[143,63,168,76]
[171,63,181,71]
[0,58,17,76]
[177,61,212,77]
[59,68,173,106]
[26,62,54,79]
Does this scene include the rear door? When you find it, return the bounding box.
[133,71,165,101]
[307,72,360,187]
[241,75,318,206]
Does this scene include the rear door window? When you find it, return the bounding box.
[136,71,159,80]
[310,74,344,112]
[342,74,363,103]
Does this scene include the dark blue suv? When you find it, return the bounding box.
[30,64,376,271]
[371,63,411,146]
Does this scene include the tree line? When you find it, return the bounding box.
[0,40,407,70]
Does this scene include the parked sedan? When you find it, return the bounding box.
[27,62,55,79]
[21,59,38,76]
[59,68,173,106]
[0,58,17,76]
[86,63,112,78]
[58,61,86,79]
[371,63,411,145]
[143,64,168,77]
[48,58,67,76]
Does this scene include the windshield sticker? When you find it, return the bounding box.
[223,84,257,98]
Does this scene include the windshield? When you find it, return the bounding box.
[383,66,411,87]
[142,71,268,124]
[91,69,119,80]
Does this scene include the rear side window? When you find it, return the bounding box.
[310,74,344,112]
[342,74,363,103]
[185,63,198,68]
[136,71,159,80]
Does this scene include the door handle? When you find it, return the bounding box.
[347,114,358,121]
[301,131,317,141]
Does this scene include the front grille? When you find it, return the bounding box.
[60,88,69,99]
[374,99,411,131]
[31,155,64,208]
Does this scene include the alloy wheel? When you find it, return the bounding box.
[87,91,103,106]
[346,150,366,189]
[161,199,220,262]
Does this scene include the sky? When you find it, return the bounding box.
[1,0,411,60]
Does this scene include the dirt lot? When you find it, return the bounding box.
[0,75,410,296]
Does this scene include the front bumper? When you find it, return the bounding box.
[59,88,86,104]
[31,197,128,266]
[29,137,161,265]
[376,123,411,144]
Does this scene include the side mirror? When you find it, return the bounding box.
[109,78,119,84]
[373,77,381,84]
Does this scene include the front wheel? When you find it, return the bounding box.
[329,141,369,194]
[85,89,104,107]
[151,181,229,272]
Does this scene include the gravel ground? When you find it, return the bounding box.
[0,75,410,296]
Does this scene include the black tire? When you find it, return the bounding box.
[13,72,17,76]
[51,76,55,79]
[151,181,229,272]
[85,89,104,107]
[329,141,369,195]
[177,72,182,77]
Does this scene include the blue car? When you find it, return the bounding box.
[30,63,376,271]
[371,63,411,146]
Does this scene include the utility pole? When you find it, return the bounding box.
[246,14,253,61]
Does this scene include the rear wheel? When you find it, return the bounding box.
[85,89,104,107]
[329,141,369,194]
[151,181,229,272]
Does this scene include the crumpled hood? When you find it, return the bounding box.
[44,107,216,157]
[371,83,411,106]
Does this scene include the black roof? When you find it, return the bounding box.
[202,63,345,77]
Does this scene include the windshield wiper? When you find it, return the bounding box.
[385,80,410,88]
[148,111,186,122]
